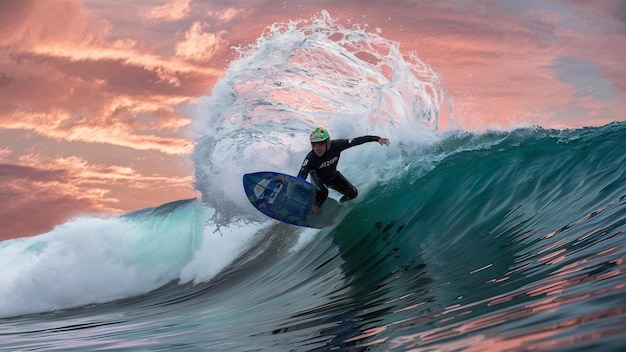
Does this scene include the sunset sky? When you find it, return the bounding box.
[1,0,625,240]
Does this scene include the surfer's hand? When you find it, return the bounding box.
[378,137,390,146]
[312,205,321,215]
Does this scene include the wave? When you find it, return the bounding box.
[2,123,625,350]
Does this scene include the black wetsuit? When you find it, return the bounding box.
[297,136,381,206]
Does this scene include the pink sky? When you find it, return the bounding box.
[1,0,625,240]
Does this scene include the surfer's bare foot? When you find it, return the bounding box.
[312,205,320,215]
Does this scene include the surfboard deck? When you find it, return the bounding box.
[242,171,342,229]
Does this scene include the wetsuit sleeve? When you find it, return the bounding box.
[335,135,380,151]
[297,157,311,179]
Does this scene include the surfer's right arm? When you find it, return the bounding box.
[297,159,328,214]
[297,157,311,180]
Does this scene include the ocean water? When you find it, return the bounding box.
[2,13,626,351]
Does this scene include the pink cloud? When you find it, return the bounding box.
[175,22,227,63]
[0,163,109,240]
[0,0,111,49]
[207,7,251,22]
[0,152,196,240]
[0,2,223,156]
[141,0,191,23]
[0,148,12,160]
[2,102,193,155]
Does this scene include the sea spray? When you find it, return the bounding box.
[192,11,453,225]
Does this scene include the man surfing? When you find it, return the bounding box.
[297,127,390,214]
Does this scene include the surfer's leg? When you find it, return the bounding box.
[329,172,358,203]
[309,171,329,206]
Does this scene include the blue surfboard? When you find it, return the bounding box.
[242,171,342,228]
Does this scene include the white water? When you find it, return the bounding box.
[0,215,191,317]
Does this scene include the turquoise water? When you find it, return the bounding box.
[2,13,625,351]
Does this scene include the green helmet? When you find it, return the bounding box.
[310,127,331,149]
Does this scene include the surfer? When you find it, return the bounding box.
[297,127,390,214]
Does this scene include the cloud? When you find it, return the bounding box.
[0,0,218,239]
[141,0,192,23]
[551,56,619,100]
[0,1,222,156]
[0,148,12,160]
[16,154,192,189]
[0,153,195,240]
[207,7,251,22]
[2,101,193,155]
[0,162,106,240]
[175,22,227,62]
[0,0,111,49]
[25,41,222,82]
